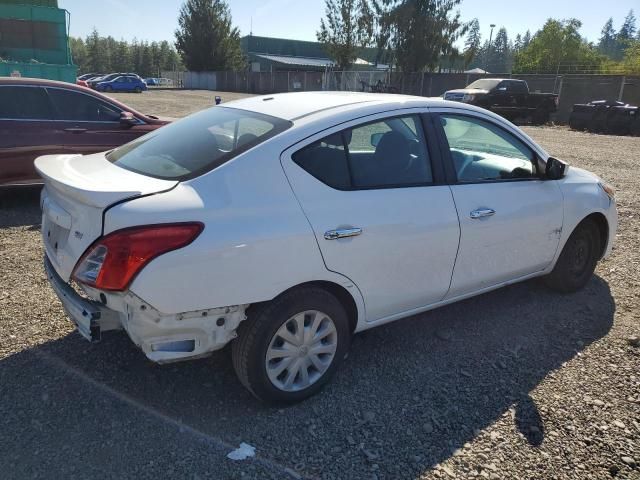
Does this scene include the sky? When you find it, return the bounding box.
[59,0,637,48]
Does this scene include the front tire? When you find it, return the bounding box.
[232,287,351,404]
[544,219,601,293]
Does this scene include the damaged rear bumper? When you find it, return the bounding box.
[44,255,119,342]
[44,255,248,363]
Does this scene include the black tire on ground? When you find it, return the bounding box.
[532,107,550,125]
[544,218,601,293]
[232,286,351,404]
[134,86,142,93]
[105,85,112,92]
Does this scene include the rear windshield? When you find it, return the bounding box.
[107,107,292,180]
[466,79,501,90]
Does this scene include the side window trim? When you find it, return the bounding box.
[289,110,443,191]
[431,111,542,185]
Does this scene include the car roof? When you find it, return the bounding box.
[223,91,456,122]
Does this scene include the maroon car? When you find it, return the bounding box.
[0,77,169,186]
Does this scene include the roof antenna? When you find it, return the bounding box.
[250,17,253,36]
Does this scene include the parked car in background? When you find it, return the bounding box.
[158,78,174,86]
[37,92,617,404]
[0,78,169,186]
[444,79,558,124]
[87,73,142,89]
[145,77,159,86]
[77,73,101,81]
[96,75,147,93]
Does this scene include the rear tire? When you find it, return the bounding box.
[134,86,142,93]
[105,86,112,92]
[232,287,351,404]
[532,107,550,125]
[544,219,601,293]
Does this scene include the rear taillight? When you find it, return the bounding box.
[73,223,204,291]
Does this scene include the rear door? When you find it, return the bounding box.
[0,85,63,185]
[431,109,563,298]
[281,111,460,322]
[45,87,153,154]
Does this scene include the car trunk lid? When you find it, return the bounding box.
[36,152,178,282]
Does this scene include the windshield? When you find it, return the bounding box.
[466,79,501,90]
[107,107,292,180]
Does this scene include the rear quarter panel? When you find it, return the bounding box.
[104,140,365,316]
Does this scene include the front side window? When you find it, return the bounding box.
[47,88,121,122]
[0,86,52,120]
[439,114,537,182]
[107,107,291,180]
[293,115,433,190]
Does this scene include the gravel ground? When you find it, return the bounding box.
[106,89,254,119]
[0,92,638,479]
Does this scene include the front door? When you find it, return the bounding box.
[433,111,563,298]
[282,112,460,322]
[45,87,151,155]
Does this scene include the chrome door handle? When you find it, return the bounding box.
[324,227,362,240]
[470,208,496,219]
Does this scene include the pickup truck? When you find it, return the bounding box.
[443,79,558,124]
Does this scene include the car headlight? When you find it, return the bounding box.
[462,94,475,102]
[598,182,615,199]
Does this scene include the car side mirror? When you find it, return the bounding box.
[119,111,137,128]
[545,156,568,180]
[370,132,383,147]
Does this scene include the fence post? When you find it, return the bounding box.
[428,75,433,96]
[287,72,290,92]
[304,71,307,91]
[618,76,626,102]
[556,76,564,110]
[420,73,425,96]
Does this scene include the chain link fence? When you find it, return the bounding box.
[168,69,640,123]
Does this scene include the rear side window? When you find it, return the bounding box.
[107,107,291,180]
[293,115,433,190]
[47,88,121,122]
[0,86,52,120]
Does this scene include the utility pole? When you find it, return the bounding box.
[486,24,496,73]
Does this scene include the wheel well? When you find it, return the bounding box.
[581,212,609,259]
[270,281,359,333]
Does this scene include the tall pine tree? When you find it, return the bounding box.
[174,0,244,71]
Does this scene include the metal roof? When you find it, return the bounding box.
[254,54,335,68]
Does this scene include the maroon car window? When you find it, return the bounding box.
[46,88,122,122]
[0,86,52,120]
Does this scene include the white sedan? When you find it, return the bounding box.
[37,92,617,403]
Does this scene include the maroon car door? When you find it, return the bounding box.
[45,87,155,157]
[0,85,66,185]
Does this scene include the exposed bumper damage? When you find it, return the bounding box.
[45,256,248,363]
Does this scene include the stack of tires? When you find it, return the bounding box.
[569,100,640,136]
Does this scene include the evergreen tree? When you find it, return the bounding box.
[317,0,373,69]
[86,28,107,73]
[463,19,481,68]
[491,27,511,72]
[615,10,637,59]
[598,18,617,58]
[522,30,532,48]
[175,0,244,71]
[381,0,467,72]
